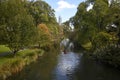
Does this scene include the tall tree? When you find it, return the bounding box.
[72,0,120,49]
[26,0,56,26]
[0,0,36,54]
[37,23,51,48]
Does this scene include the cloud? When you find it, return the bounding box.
[87,3,93,11]
[55,0,77,11]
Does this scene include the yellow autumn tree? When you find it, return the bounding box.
[37,24,51,49]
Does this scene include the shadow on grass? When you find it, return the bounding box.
[0,52,14,58]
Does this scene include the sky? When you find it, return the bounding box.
[44,0,85,22]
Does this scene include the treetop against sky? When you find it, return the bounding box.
[44,0,85,22]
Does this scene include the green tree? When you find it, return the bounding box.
[0,0,36,54]
[73,2,97,45]
[26,0,61,44]
[26,0,56,26]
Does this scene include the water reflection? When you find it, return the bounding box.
[53,52,82,80]
[8,50,120,80]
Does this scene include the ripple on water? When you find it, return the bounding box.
[53,52,82,80]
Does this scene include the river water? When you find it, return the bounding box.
[8,51,120,80]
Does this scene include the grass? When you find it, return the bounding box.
[0,49,44,65]
[0,45,11,53]
[0,45,44,79]
[0,57,10,65]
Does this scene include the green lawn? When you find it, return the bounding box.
[0,45,11,53]
[0,45,44,67]
[0,48,43,64]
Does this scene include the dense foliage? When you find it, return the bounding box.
[0,0,62,54]
[70,0,120,67]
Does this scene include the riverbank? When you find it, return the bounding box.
[0,45,44,80]
[6,51,120,80]
[92,46,120,69]
[80,43,120,70]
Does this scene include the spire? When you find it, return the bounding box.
[58,16,62,25]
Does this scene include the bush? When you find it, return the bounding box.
[94,46,120,68]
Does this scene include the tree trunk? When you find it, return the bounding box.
[13,49,19,56]
[39,43,41,48]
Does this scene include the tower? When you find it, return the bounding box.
[58,16,62,25]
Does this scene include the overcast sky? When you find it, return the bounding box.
[44,0,84,22]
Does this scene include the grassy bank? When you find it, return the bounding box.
[0,45,11,54]
[0,46,44,80]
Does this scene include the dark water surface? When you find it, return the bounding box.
[8,51,120,80]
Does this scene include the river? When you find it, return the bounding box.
[7,50,120,80]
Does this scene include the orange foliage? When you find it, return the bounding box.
[38,23,50,34]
